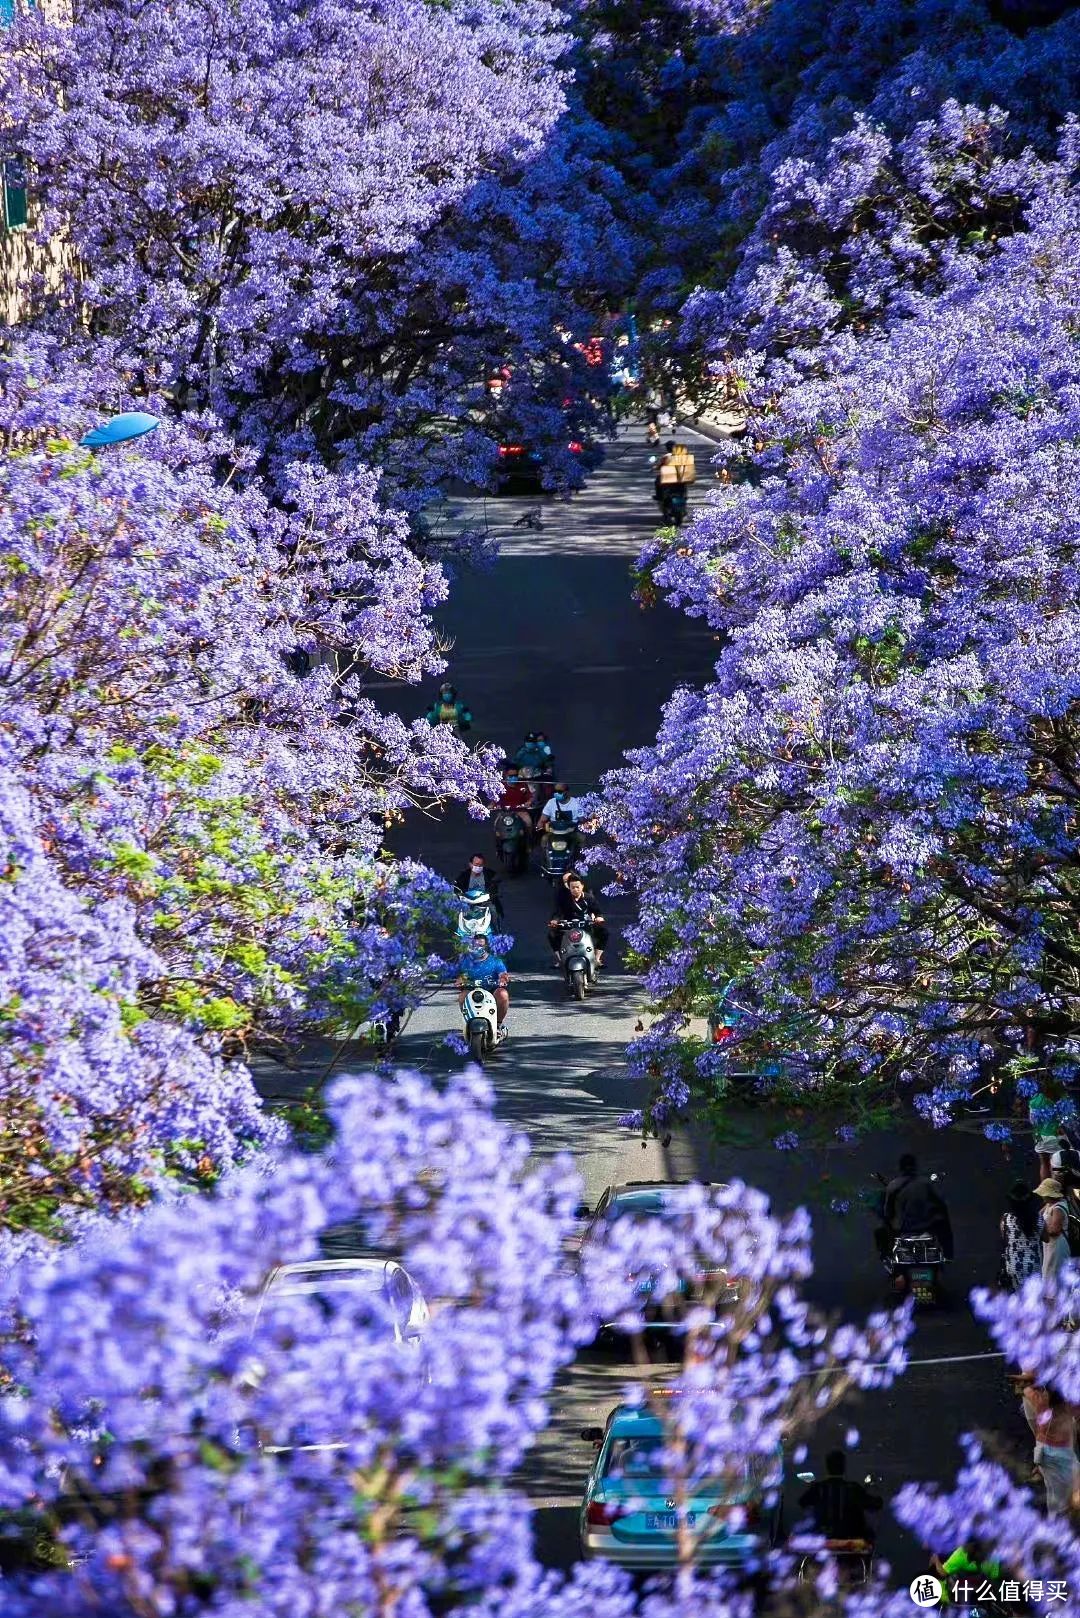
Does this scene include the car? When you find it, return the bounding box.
[258,1257,429,1348]
[493,437,591,491]
[247,1258,431,1452]
[579,1403,783,1570]
[575,1181,741,1343]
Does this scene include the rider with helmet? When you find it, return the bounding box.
[457,935,510,1029]
[515,731,553,772]
[426,682,472,732]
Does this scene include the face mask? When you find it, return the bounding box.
[556,792,568,803]
[471,864,484,875]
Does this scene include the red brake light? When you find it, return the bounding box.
[586,1501,622,1526]
[568,440,583,453]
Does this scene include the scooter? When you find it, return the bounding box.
[871,1172,948,1306]
[493,810,528,876]
[554,916,599,1001]
[660,485,688,527]
[791,1471,877,1586]
[455,893,494,946]
[460,979,505,1063]
[541,813,580,885]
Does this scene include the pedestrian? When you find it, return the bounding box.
[1020,1379,1080,1516]
[1029,1080,1061,1182]
[1035,1177,1071,1283]
[1000,1178,1042,1291]
[645,420,660,446]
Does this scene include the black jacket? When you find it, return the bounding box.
[455,867,500,899]
[550,887,601,925]
[884,1173,945,1234]
[799,1477,882,1540]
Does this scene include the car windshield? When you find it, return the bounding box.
[264,1268,390,1327]
[608,1192,673,1218]
[604,1435,664,1477]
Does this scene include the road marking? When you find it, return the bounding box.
[800,1349,1006,1376]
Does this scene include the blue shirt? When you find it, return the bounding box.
[464,954,507,984]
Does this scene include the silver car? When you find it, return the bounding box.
[579,1404,783,1570]
[259,1257,430,1348]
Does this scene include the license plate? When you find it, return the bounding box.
[910,1268,934,1283]
[645,1512,696,1530]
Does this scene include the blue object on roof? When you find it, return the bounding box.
[80,412,161,448]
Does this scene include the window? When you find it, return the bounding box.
[3,161,28,231]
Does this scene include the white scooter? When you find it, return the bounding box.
[455,893,494,947]
[460,978,506,1063]
[553,915,599,1001]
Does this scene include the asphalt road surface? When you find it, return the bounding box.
[254,425,1032,1590]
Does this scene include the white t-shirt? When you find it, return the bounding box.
[542,795,584,823]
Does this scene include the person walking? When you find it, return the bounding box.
[1000,1178,1042,1291]
[1020,1379,1080,1516]
[1035,1178,1071,1283]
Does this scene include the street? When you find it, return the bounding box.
[255,425,1027,1587]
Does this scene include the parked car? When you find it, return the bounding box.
[249,1258,431,1450]
[579,1403,783,1570]
[575,1181,740,1346]
[258,1257,429,1348]
[493,437,595,491]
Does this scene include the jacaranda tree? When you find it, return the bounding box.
[0,1068,910,1614]
[0,0,628,503]
[0,339,491,1230]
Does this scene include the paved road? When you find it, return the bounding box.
[254,425,1030,1588]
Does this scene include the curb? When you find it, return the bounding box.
[677,413,745,446]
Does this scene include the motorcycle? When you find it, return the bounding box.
[791,1472,876,1586]
[871,1171,948,1305]
[493,810,528,876]
[553,915,599,1001]
[660,485,688,527]
[455,893,494,946]
[460,978,505,1063]
[541,812,580,885]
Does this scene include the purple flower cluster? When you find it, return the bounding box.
[0,0,628,503]
[602,91,1080,1129]
[0,343,494,1227]
[0,1069,910,1612]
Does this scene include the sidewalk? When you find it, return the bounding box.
[676,402,746,444]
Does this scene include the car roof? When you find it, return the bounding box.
[611,1180,718,1193]
[269,1259,395,1292]
[602,1181,723,1210]
[607,1406,663,1438]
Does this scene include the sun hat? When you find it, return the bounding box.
[1035,1177,1064,1198]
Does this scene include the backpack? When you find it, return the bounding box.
[671,446,696,484]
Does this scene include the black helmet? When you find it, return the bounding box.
[440,682,456,698]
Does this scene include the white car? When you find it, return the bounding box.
[259,1258,430,1351]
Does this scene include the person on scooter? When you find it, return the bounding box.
[538,783,584,865]
[496,764,535,838]
[457,935,510,1029]
[548,872,608,967]
[426,682,472,732]
[877,1153,953,1260]
[454,855,504,923]
[538,782,584,830]
[515,731,554,774]
[799,1450,882,1545]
